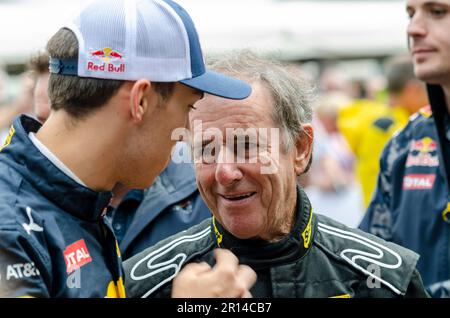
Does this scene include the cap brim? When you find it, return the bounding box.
[180,70,251,100]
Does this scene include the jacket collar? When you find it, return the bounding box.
[1,115,112,221]
[211,186,315,270]
[120,160,199,251]
[427,84,450,186]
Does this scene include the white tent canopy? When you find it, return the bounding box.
[0,0,409,64]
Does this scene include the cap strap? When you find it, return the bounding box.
[49,58,78,76]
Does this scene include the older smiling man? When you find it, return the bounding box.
[124,52,428,298]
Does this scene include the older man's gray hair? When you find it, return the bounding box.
[208,51,313,151]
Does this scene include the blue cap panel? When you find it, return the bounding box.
[180,70,252,100]
[162,0,205,77]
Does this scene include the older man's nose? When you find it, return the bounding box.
[215,163,243,187]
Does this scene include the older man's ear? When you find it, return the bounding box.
[294,124,314,176]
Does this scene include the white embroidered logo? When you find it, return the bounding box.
[130,226,211,298]
[22,207,43,235]
[318,222,403,295]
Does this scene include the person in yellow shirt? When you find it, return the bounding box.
[338,55,428,207]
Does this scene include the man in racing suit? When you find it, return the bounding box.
[360,0,450,297]
[124,52,429,298]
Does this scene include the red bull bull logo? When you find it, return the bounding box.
[410,137,437,153]
[87,47,125,73]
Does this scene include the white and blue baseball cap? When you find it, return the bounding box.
[49,0,251,100]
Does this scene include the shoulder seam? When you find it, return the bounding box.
[0,223,52,280]
[317,222,404,295]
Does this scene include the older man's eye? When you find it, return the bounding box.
[204,146,216,157]
[234,142,258,160]
[196,141,219,164]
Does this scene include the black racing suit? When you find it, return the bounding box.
[123,188,428,298]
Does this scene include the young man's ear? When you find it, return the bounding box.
[294,124,314,176]
[129,79,158,123]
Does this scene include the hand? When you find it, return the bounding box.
[171,248,256,298]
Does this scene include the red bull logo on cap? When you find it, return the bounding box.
[87,47,125,73]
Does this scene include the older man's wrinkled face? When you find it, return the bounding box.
[190,82,311,241]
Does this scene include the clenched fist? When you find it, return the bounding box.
[171,249,256,298]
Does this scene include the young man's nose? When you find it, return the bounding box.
[407,12,427,39]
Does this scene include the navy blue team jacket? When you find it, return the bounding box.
[360,84,450,298]
[0,115,125,297]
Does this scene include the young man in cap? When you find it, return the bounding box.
[360,0,450,297]
[0,0,255,297]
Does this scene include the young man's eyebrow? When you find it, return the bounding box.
[423,1,450,7]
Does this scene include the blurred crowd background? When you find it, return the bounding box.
[0,0,424,228]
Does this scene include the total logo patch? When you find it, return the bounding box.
[63,239,92,274]
[5,263,40,280]
[403,174,436,190]
[87,47,125,73]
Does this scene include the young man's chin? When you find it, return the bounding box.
[129,175,157,190]
[414,60,448,83]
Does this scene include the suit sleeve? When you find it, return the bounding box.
[359,138,394,240]
[404,269,430,298]
[0,228,50,297]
